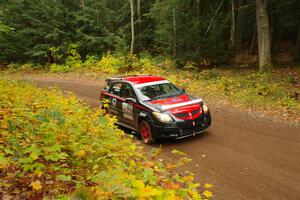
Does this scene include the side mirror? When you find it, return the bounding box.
[125,97,136,103]
[182,88,186,93]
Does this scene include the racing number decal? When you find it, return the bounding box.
[111,98,117,107]
[109,98,118,115]
[122,102,133,120]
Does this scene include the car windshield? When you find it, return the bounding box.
[136,82,183,101]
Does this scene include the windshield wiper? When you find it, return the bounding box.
[165,93,179,98]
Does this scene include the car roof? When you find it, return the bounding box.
[108,75,166,85]
[124,75,166,84]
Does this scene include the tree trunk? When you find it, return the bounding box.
[256,0,272,71]
[136,0,141,52]
[250,25,257,54]
[235,0,245,51]
[204,0,224,38]
[137,0,141,22]
[130,0,135,54]
[79,0,85,8]
[230,0,236,50]
[95,1,99,23]
[295,26,300,61]
[173,4,176,57]
[196,0,202,16]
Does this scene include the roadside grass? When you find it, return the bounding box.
[0,79,212,199]
[2,52,300,120]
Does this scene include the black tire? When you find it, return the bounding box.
[139,120,155,144]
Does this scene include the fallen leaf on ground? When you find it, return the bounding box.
[31,181,42,190]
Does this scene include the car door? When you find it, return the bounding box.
[107,82,123,120]
[120,83,137,128]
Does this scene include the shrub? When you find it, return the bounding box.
[182,62,198,71]
[280,96,298,109]
[0,79,212,199]
[202,69,220,80]
[83,55,98,68]
[23,63,44,70]
[49,63,73,73]
[96,52,125,74]
[7,63,21,71]
[65,44,82,69]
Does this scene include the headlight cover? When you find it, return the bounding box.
[202,103,209,113]
[152,112,173,123]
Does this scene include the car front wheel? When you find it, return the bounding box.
[139,120,154,144]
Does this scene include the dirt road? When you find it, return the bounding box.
[25,76,300,200]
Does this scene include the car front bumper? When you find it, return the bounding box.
[152,112,212,140]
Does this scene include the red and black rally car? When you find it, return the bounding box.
[100,75,211,144]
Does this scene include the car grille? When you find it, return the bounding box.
[175,113,189,117]
[191,108,200,115]
[174,108,201,120]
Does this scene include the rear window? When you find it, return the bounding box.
[120,83,135,99]
[108,82,122,96]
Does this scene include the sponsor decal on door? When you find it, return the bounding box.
[122,102,133,120]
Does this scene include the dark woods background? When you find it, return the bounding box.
[0,0,299,66]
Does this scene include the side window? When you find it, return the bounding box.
[121,83,135,99]
[109,83,122,96]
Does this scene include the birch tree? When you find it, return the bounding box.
[129,0,135,54]
[173,2,176,56]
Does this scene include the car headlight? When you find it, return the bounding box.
[202,103,209,113]
[152,112,173,123]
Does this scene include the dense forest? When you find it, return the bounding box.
[0,0,300,70]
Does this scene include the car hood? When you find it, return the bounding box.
[147,94,203,119]
[149,94,191,105]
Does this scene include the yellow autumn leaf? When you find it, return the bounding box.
[0,157,10,169]
[31,181,42,190]
[129,144,136,151]
[83,145,93,153]
[34,170,43,177]
[129,160,136,167]
[189,190,201,200]
[165,190,178,200]
[1,123,8,129]
[142,186,162,196]
[132,180,145,189]
[94,189,113,198]
[203,190,213,198]
[167,196,183,200]
[166,162,174,170]
[75,149,86,158]
[204,183,213,188]
[92,164,99,171]
[182,175,194,182]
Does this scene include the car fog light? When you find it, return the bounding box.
[203,103,209,113]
